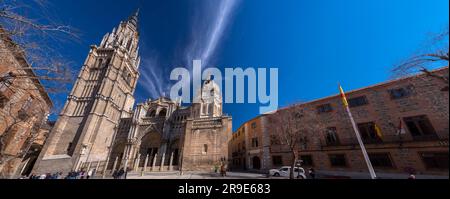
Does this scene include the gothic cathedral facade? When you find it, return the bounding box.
[33,10,232,174]
[110,77,232,172]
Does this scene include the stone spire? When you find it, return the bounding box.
[128,8,139,31]
[99,9,141,68]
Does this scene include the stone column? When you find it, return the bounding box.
[94,161,100,177]
[142,154,149,176]
[123,157,129,171]
[160,153,166,171]
[75,160,83,172]
[102,156,111,178]
[151,154,158,172]
[134,154,141,171]
[87,162,92,172]
[111,156,119,173]
[169,152,174,171]
[150,148,154,157]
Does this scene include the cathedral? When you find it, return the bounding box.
[111,77,232,172]
[32,10,231,175]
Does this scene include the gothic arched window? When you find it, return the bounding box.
[97,59,103,68]
[126,38,133,51]
[105,58,111,67]
[208,103,214,116]
[203,144,208,154]
[127,73,132,83]
[158,109,167,118]
[147,110,156,117]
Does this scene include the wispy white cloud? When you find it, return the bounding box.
[186,0,239,69]
[139,56,166,98]
[138,0,240,99]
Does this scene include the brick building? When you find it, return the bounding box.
[0,27,53,178]
[230,115,271,172]
[230,67,449,177]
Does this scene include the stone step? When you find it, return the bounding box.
[127,171,180,176]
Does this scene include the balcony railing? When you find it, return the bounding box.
[321,134,442,148]
[412,134,440,142]
[141,117,166,125]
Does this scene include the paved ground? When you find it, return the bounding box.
[101,170,448,179]
[126,171,270,179]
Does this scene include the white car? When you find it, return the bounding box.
[269,166,307,179]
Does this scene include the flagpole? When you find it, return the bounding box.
[344,105,377,179]
[339,85,377,179]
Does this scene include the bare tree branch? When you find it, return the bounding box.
[1,0,79,94]
[392,27,449,88]
[267,103,324,179]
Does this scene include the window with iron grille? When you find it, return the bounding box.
[357,122,382,143]
[272,156,283,166]
[404,115,437,141]
[252,138,258,148]
[348,96,369,107]
[0,93,8,108]
[300,155,313,166]
[252,138,259,148]
[420,152,449,169]
[369,153,394,168]
[389,85,414,99]
[325,127,339,146]
[317,104,333,114]
[329,154,347,167]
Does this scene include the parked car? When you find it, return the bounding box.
[269,166,307,179]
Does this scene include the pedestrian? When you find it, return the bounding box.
[214,164,219,173]
[69,171,76,179]
[52,172,58,179]
[220,164,227,177]
[44,173,52,179]
[39,173,46,179]
[112,170,118,179]
[87,169,93,179]
[125,167,130,179]
[308,168,316,179]
[118,168,125,179]
[58,172,63,179]
[80,169,86,179]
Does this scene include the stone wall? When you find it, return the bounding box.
[181,117,232,171]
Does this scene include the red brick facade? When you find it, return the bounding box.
[230,67,449,177]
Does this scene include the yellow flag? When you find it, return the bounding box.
[375,124,383,139]
[339,85,349,107]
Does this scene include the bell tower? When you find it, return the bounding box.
[33,10,141,174]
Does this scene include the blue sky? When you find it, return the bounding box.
[45,0,448,131]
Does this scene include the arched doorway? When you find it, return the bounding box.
[169,139,180,165]
[158,108,167,118]
[108,139,126,170]
[139,132,162,158]
[252,156,261,170]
